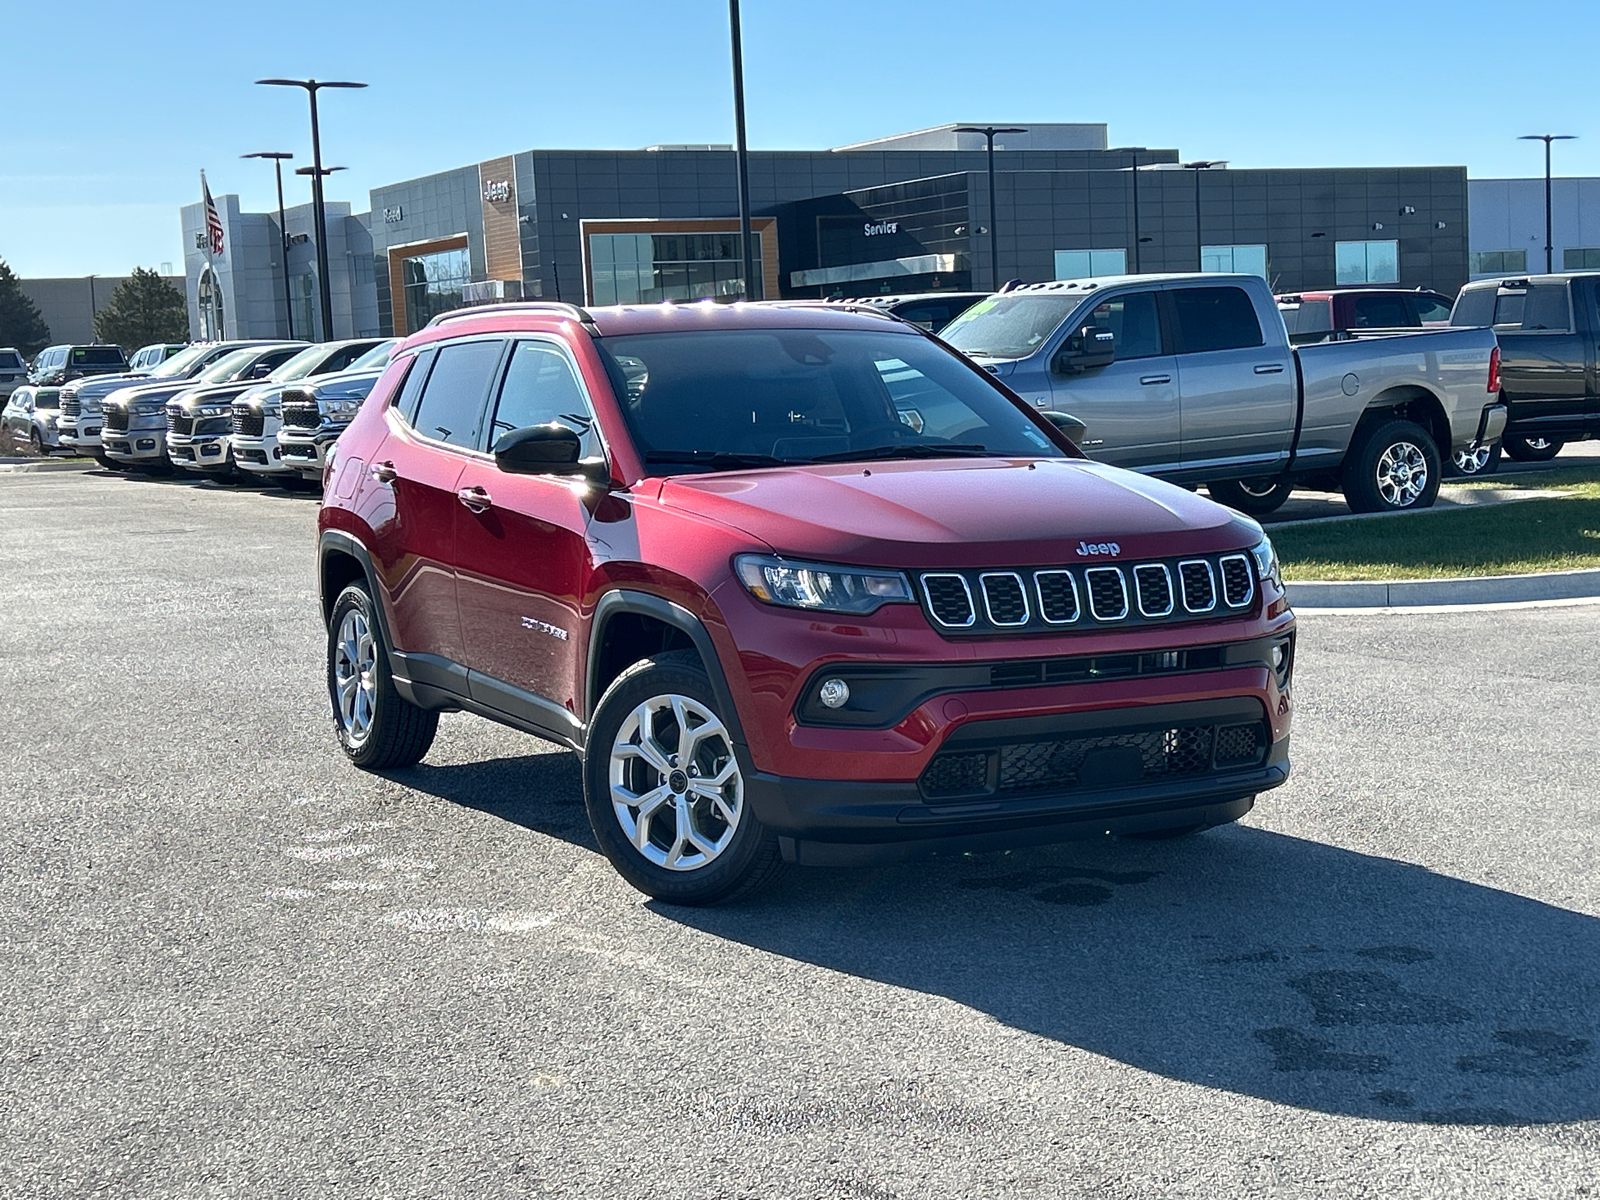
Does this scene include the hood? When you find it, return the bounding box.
[299,367,383,402]
[235,381,286,410]
[657,458,1256,569]
[170,381,257,409]
[68,372,155,400]
[103,380,200,408]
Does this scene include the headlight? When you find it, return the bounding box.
[196,405,230,418]
[1250,535,1282,590]
[320,396,365,420]
[735,554,913,615]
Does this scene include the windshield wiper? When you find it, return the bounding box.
[644,450,796,469]
[804,443,993,464]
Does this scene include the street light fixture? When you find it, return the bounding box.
[243,151,295,338]
[256,78,367,341]
[1111,147,1149,273]
[1182,160,1228,271]
[954,126,1028,291]
[1519,134,1576,273]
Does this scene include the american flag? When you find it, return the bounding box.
[202,172,225,258]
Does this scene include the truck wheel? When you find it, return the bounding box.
[1207,478,1294,515]
[1447,441,1502,477]
[1502,434,1564,462]
[327,583,438,769]
[1342,419,1441,513]
[28,430,43,456]
[584,650,782,906]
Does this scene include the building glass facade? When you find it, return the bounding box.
[1336,239,1400,284]
[589,231,765,303]
[1201,244,1268,277]
[403,247,471,332]
[1054,249,1127,279]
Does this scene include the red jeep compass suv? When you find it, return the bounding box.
[317,301,1295,904]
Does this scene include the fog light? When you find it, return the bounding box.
[1271,644,1286,669]
[818,678,851,709]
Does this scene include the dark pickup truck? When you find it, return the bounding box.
[1451,272,1600,461]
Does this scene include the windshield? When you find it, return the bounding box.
[32,390,61,409]
[941,294,1088,360]
[349,340,399,371]
[0,352,20,369]
[197,349,261,384]
[270,345,338,382]
[148,343,211,379]
[599,327,1065,471]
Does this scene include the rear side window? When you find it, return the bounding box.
[392,350,435,423]
[1520,282,1572,332]
[1279,299,1332,335]
[488,341,598,455]
[411,340,503,448]
[1413,295,1453,324]
[1450,287,1497,327]
[1351,294,1414,328]
[1084,291,1163,359]
[1171,286,1263,353]
[1493,292,1527,326]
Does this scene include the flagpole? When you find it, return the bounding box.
[200,170,217,339]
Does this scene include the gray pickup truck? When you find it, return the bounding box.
[942,274,1505,513]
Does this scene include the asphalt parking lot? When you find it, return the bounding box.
[2,468,1598,1199]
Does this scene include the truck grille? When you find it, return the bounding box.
[104,409,128,432]
[920,720,1269,800]
[167,411,193,436]
[916,553,1259,635]
[281,401,321,431]
[61,396,81,418]
[233,406,265,437]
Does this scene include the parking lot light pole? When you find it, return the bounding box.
[295,165,346,338]
[728,0,756,301]
[243,152,296,339]
[955,126,1027,291]
[1182,160,1228,271]
[256,78,366,341]
[1111,147,1149,273]
[1519,134,1576,273]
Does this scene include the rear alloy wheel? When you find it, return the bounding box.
[1207,477,1294,516]
[1341,418,1441,513]
[1502,434,1564,463]
[327,583,438,769]
[585,651,781,905]
[1448,441,1502,477]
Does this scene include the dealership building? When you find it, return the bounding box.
[182,122,1473,340]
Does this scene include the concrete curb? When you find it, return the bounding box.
[1288,567,1600,609]
[0,459,97,474]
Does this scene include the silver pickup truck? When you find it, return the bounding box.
[942,273,1506,513]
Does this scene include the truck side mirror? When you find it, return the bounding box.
[1053,324,1117,374]
[1041,411,1088,442]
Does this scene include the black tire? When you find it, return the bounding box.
[1447,440,1502,478]
[28,429,43,456]
[584,650,782,906]
[1341,418,1442,513]
[1207,477,1294,516]
[1502,433,1564,463]
[326,583,438,770]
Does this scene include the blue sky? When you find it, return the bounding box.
[4,0,1597,278]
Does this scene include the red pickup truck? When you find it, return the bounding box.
[1277,288,1455,343]
[316,301,1295,904]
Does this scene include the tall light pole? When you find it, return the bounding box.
[1182,160,1228,270]
[256,78,367,340]
[243,151,295,338]
[87,275,98,339]
[1519,134,1576,273]
[1111,146,1149,273]
[955,126,1028,291]
[728,1,756,300]
[298,165,346,338]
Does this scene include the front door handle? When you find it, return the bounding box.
[370,460,397,484]
[457,485,492,514]
[1253,363,1286,374]
[1139,374,1172,385]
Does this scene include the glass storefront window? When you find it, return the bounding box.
[1201,244,1268,278]
[589,232,763,304]
[1053,249,1127,280]
[1471,249,1528,275]
[1336,240,1399,285]
[403,247,471,331]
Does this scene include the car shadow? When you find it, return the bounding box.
[391,751,1599,1127]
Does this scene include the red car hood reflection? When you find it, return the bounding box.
[656,458,1251,569]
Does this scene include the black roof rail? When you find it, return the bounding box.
[427,302,601,333]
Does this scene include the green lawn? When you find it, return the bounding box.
[1276,479,1600,581]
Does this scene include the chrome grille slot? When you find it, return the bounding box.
[1179,560,1217,613]
[1133,564,1174,618]
[61,396,81,418]
[1220,554,1254,608]
[1084,567,1129,621]
[1034,570,1079,624]
[167,409,193,436]
[104,408,128,431]
[281,400,321,431]
[979,572,1029,626]
[921,573,976,627]
[232,406,265,437]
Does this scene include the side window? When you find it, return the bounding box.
[1171,286,1264,353]
[1084,291,1162,359]
[1351,294,1413,328]
[412,340,503,449]
[1520,282,1572,332]
[1413,296,1453,325]
[392,349,435,423]
[488,341,598,456]
[1492,291,1526,326]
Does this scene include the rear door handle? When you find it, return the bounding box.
[1139,374,1172,385]
[1253,363,1286,374]
[457,485,492,514]
[370,460,397,484]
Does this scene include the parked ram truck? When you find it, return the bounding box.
[940,274,1505,515]
[277,360,392,483]
[60,342,240,464]
[1450,272,1600,462]
[317,301,1295,905]
[100,343,304,472]
[232,339,397,482]
[168,338,387,479]
[1276,288,1454,343]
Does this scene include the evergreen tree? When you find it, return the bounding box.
[0,260,51,358]
[93,267,190,349]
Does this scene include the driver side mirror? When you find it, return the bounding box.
[1041,411,1088,442]
[1053,324,1117,374]
[249,362,275,379]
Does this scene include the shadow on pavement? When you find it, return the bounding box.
[394,750,598,853]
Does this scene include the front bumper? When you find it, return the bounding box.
[58,414,103,450]
[278,428,339,478]
[102,422,166,461]
[232,432,296,475]
[167,430,233,473]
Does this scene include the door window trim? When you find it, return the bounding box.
[390,335,510,461]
